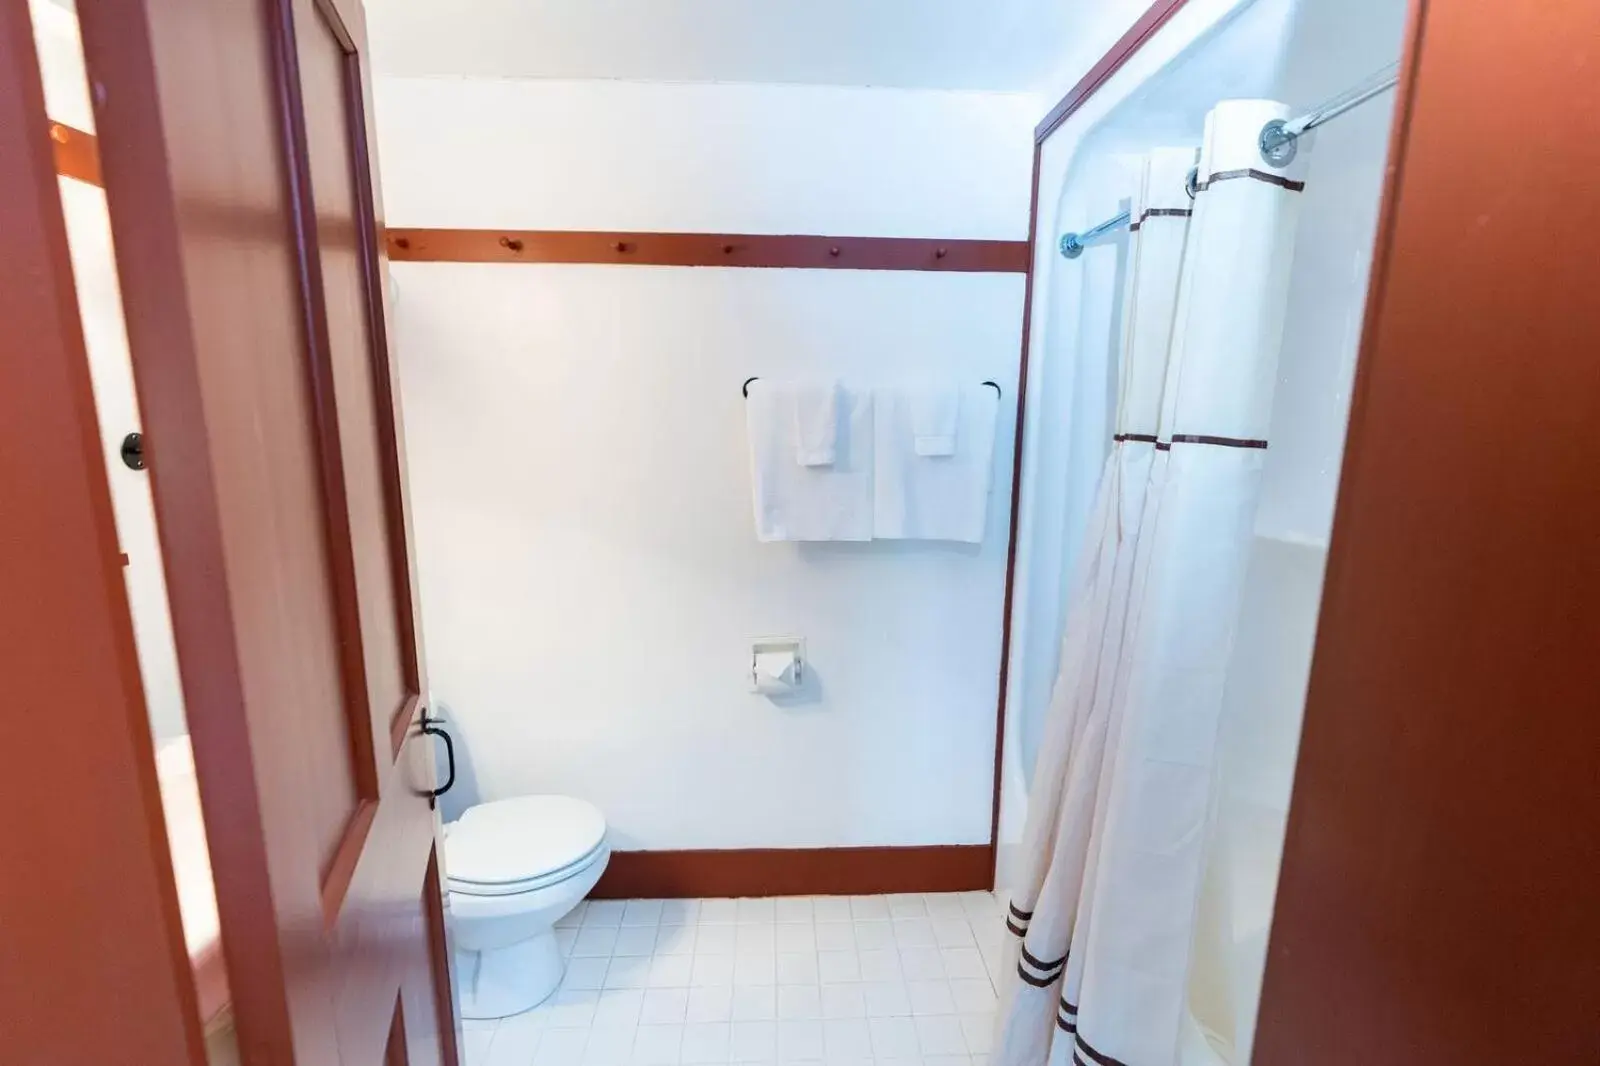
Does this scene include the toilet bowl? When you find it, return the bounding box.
[445,794,610,1019]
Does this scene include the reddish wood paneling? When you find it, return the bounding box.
[77,0,455,1059]
[79,0,347,1052]
[0,8,203,1063]
[422,848,462,1066]
[1254,0,1600,1061]
[591,846,994,900]
[386,228,1030,273]
[49,120,102,185]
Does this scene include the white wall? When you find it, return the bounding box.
[377,78,1036,239]
[376,78,1036,849]
[368,0,1076,92]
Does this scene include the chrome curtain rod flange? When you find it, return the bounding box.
[1259,61,1400,167]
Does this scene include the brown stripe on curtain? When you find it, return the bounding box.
[1154,434,1270,451]
[1016,943,1068,987]
[1197,167,1307,192]
[1130,207,1196,231]
[1074,1035,1134,1066]
[1015,961,1059,988]
[1020,945,1067,973]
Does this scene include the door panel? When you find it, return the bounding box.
[1254,0,1600,1061]
[0,6,204,1062]
[293,0,417,759]
[74,0,457,1060]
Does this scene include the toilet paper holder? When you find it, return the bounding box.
[750,637,805,692]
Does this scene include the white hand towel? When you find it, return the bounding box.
[747,381,873,541]
[792,380,840,466]
[873,383,1000,543]
[910,385,960,456]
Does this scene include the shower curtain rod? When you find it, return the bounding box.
[1059,62,1401,259]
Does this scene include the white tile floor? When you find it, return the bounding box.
[460,893,1006,1066]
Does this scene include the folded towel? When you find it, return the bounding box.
[747,381,873,541]
[792,380,840,467]
[909,385,960,456]
[873,383,999,543]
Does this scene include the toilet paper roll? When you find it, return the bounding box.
[753,650,798,688]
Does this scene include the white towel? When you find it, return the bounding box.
[873,383,999,543]
[910,385,960,456]
[792,380,840,466]
[747,381,873,541]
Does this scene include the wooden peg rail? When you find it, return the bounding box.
[384,229,1030,273]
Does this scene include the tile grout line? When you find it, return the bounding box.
[476,893,1004,1066]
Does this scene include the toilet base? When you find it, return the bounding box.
[455,929,564,1020]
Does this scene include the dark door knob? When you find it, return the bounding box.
[120,431,145,471]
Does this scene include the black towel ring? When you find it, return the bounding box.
[742,377,1001,399]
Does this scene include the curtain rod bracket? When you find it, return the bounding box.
[1258,62,1400,167]
[1259,119,1299,166]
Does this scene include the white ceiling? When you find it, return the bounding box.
[366,0,1078,92]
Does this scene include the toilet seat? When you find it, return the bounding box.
[446,795,607,897]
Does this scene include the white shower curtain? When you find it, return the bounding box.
[994,100,1309,1066]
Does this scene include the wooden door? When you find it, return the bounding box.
[1253,0,1599,1062]
[73,0,459,1061]
[0,7,204,1063]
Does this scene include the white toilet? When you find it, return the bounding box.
[444,794,610,1019]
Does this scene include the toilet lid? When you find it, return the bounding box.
[445,795,607,892]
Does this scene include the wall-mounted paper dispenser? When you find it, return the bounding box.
[750,637,805,695]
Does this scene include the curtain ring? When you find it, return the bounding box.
[1185,166,1200,200]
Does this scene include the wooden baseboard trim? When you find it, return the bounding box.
[590,845,993,900]
[385,228,1030,273]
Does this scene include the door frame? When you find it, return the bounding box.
[1254,0,1600,1059]
[0,4,204,1062]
